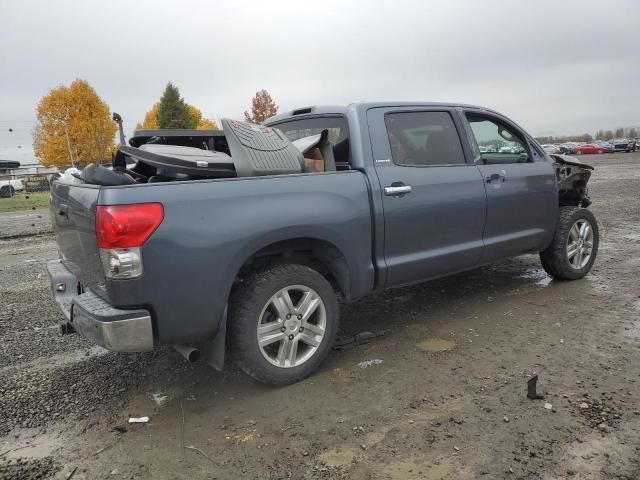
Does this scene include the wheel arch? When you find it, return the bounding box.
[232,236,352,300]
[207,235,351,373]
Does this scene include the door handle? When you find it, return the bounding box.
[384,184,412,196]
[485,170,506,183]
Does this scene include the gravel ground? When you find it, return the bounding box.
[0,208,52,239]
[0,153,639,479]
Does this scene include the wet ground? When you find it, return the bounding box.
[0,153,639,479]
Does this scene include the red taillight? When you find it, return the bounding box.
[96,203,164,249]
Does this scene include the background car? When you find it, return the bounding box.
[595,140,614,150]
[572,144,610,155]
[558,142,580,154]
[542,144,561,154]
[611,138,631,152]
[0,176,25,197]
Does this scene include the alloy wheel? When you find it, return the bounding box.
[256,285,326,368]
[567,219,594,269]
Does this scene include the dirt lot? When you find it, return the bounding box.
[1,153,639,479]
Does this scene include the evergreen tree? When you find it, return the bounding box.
[136,102,218,130]
[157,82,196,129]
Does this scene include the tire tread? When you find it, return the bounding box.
[228,263,338,385]
[540,207,598,280]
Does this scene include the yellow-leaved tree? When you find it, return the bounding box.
[187,105,218,130]
[244,89,278,124]
[33,79,116,167]
[135,103,218,130]
[135,103,161,129]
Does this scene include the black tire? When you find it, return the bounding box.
[0,186,14,198]
[540,207,599,280]
[228,263,339,385]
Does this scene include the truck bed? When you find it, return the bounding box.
[49,170,375,345]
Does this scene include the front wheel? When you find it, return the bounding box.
[229,263,339,385]
[540,207,599,280]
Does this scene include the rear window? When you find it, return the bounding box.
[268,117,350,164]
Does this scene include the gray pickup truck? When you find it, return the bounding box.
[47,102,598,385]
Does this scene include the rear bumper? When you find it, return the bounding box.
[47,260,154,352]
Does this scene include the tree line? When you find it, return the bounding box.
[32,80,278,167]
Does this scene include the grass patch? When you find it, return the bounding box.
[0,193,50,213]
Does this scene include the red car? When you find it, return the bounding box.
[572,144,611,155]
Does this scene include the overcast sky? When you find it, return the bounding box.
[1,0,638,164]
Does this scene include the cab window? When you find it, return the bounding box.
[466,115,530,164]
[384,111,466,166]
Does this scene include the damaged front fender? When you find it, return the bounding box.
[549,154,593,207]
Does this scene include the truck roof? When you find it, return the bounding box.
[265,102,495,124]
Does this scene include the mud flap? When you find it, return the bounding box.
[202,306,227,371]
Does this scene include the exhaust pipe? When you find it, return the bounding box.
[174,344,201,362]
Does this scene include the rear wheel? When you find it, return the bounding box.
[540,207,599,280]
[229,263,339,385]
[0,186,14,198]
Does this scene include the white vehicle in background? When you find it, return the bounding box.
[499,143,524,154]
[0,177,25,198]
[542,144,562,154]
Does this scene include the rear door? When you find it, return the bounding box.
[367,107,487,287]
[461,111,557,262]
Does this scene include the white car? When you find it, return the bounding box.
[543,144,562,154]
[0,177,25,198]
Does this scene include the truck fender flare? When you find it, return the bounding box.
[228,233,353,298]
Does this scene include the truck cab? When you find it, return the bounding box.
[266,103,559,286]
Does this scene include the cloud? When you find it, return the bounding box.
[1,0,638,163]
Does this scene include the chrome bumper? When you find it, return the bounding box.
[47,260,154,352]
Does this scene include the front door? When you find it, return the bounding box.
[463,112,558,262]
[367,108,487,287]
